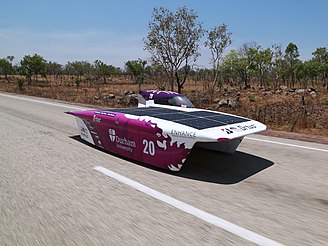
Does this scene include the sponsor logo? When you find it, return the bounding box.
[229,126,242,132]
[221,128,234,134]
[237,124,257,131]
[95,111,116,117]
[108,128,136,153]
[170,129,196,139]
[93,115,101,123]
[108,129,116,142]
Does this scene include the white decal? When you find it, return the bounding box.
[170,129,196,138]
[108,128,136,153]
[237,124,257,131]
[93,115,101,123]
[168,164,183,171]
[76,118,94,145]
[157,140,167,150]
[221,128,234,134]
[143,139,155,156]
[108,129,116,142]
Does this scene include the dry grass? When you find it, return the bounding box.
[1,76,328,137]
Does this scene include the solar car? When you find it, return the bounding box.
[67,90,266,171]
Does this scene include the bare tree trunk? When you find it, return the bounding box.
[175,72,182,93]
[170,73,174,92]
[5,74,10,83]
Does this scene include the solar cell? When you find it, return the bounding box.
[177,118,227,129]
[106,107,249,130]
[188,111,221,117]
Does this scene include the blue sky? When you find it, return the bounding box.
[1,0,327,68]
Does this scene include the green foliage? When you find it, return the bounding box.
[125,59,147,84]
[20,54,47,85]
[75,78,80,88]
[220,49,240,81]
[0,57,14,81]
[248,95,256,102]
[217,80,223,88]
[205,23,232,70]
[94,60,115,83]
[17,78,24,90]
[144,6,204,92]
[46,61,62,77]
[204,23,232,100]
[321,98,328,105]
[220,44,259,89]
[284,43,301,87]
[248,46,273,88]
[285,43,300,62]
[65,61,92,78]
[312,47,328,87]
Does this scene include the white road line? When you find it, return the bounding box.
[94,166,283,246]
[0,93,85,110]
[245,137,328,153]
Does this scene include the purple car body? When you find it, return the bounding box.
[67,90,266,171]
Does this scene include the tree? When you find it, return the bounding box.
[220,50,242,87]
[312,47,328,91]
[144,62,168,90]
[65,61,92,85]
[125,59,147,86]
[271,44,286,89]
[144,6,204,93]
[284,42,300,88]
[94,60,114,84]
[236,42,258,88]
[20,54,47,85]
[248,46,273,88]
[204,23,232,101]
[46,61,63,78]
[92,60,117,94]
[0,57,14,82]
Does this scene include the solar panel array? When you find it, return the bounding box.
[109,107,249,130]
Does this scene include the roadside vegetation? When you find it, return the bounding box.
[0,6,327,136]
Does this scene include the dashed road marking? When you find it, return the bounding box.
[94,166,283,246]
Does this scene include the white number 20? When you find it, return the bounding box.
[143,139,155,156]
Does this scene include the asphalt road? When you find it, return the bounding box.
[0,92,327,246]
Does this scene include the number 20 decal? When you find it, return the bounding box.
[143,139,155,156]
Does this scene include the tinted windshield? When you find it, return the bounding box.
[168,96,194,108]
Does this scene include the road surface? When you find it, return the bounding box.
[0,92,327,245]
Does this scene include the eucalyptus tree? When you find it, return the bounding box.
[20,54,47,85]
[144,6,204,93]
[237,42,258,88]
[125,59,147,85]
[248,45,273,88]
[220,50,243,87]
[312,47,328,91]
[0,57,14,82]
[144,62,168,90]
[271,44,287,88]
[204,23,232,100]
[65,61,92,86]
[284,42,300,88]
[94,60,114,84]
[46,61,63,78]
